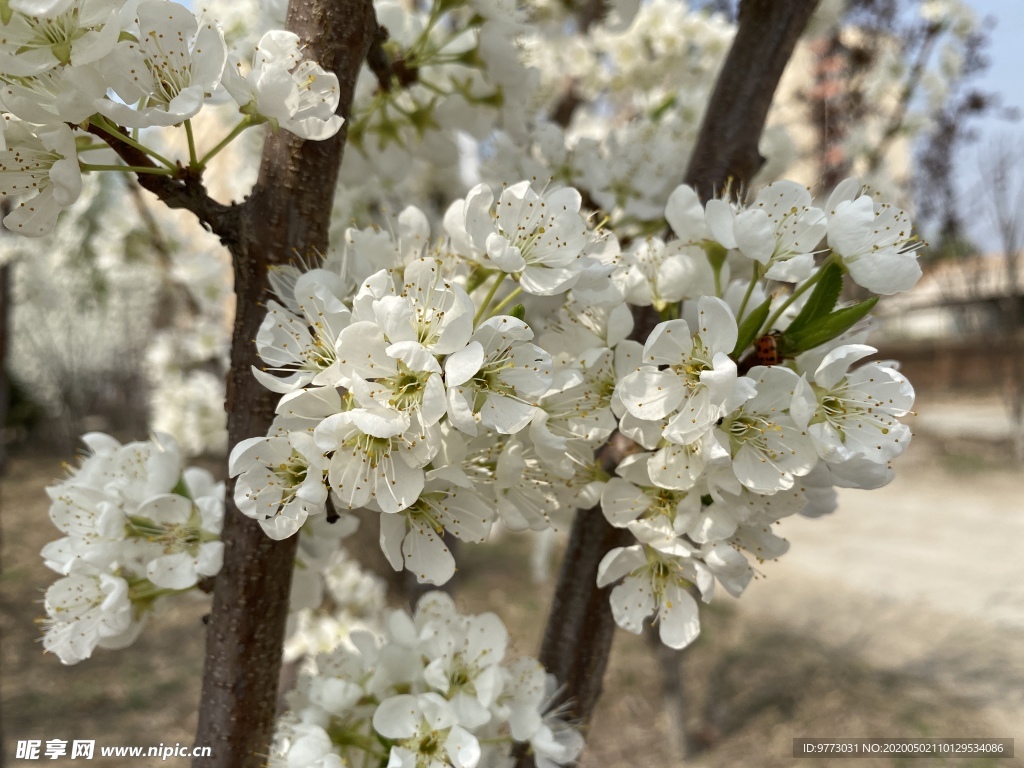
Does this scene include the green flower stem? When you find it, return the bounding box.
[736,264,761,322]
[325,726,389,760]
[184,119,199,168]
[75,143,114,153]
[473,272,507,326]
[198,116,255,168]
[80,163,174,175]
[487,285,523,318]
[126,516,167,537]
[762,254,836,334]
[88,116,176,169]
[415,77,449,97]
[125,576,192,603]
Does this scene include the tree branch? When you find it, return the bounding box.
[366,22,395,92]
[518,3,820,765]
[684,0,821,200]
[548,0,608,128]
[863,22,941,175]
[191,1,378,766]
[82,123,239,240]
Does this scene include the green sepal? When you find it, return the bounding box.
[784,262,843,338]
[52,40,73,65]
[650,93,677,122]
[171,477,193,500]
[407,101,441,137]
[780,296,878,355]
[470,87,504,109]
[703,240,728,273]
[465,266,491,295]
[508,304,526,321]
[731,295,772,359]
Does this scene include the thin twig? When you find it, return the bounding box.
[82,122,238,241]
[367,23,393,92]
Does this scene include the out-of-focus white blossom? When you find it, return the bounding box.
[271,592,582,768]
[38,433,223,663]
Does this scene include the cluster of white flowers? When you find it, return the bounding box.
[14,2,944,765]
[284,541,389,663]
[341,0,533,186]
[494,0,735,221]
[234,174,918,649]
[0,0,344,235]
[271,591,583,768]
[40,432,223,664]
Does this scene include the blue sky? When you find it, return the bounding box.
[955,1,1024,250]
[967,1,1023,123]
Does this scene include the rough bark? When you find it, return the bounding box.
[0,260,9,474]
[684,0,821,201]
[191,1,377,766]
[518,3,819,765]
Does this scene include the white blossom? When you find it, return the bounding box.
[445,316,552,436]
[706,181,827,282]
[458,181,590,296]
[41,571,138,665]
[791,344,914,464]
[99,1,227,128]
[618,296,752,444]
[826,181,923,295]
[0,120,80,235]
[373,693,481,768]
[0,0,125,76]
[597,544,702,649]
[719,366,817,494]
[224,29,344,140]
[314,407,433,514]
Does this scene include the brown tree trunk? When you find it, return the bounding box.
[192,2,377,766]
[517,3,820,765]
[0,260,10,474]
[684,0,821,202]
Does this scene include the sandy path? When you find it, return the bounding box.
[730,437,1024,750]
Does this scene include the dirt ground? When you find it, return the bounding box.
[2,395,1022,767]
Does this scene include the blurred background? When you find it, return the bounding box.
[1,0,1023,766]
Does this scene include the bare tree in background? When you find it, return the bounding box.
[976,137,1024,461]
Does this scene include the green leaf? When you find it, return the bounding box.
[732,295,773,358]
[781,297,878,355]
[784,263,843,338]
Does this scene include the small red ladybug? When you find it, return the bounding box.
[754,333,781,366]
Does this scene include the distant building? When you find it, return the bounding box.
[871,253,1024,394]
[874,253,1024,342]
